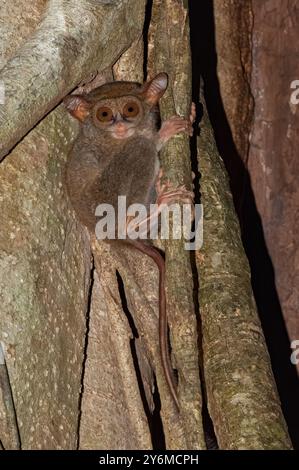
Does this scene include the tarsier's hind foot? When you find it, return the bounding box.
[157,182,194,206]
[156,169,194,206]
[190,101,196,126]
[125,174,194,238]
[155,169,195,223]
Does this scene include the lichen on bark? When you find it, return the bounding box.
[0,106,91,449]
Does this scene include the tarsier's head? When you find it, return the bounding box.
[64,73,168,140]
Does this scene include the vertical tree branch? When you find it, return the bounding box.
[197,101,292,449]
[148,0,205,450]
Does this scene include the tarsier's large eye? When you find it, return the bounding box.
[123,101,140,118]
[96,106,113,122]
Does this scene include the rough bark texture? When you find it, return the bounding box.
[213,0,299,374]
[213,0,253,163]
[212,0,299,445]
[78,267,152,449]
[148,0,205,450]
[0,0,147,449]
[249,0,299,369]
[0,0,147,160]
[0,106,91,449]
[0,0,47,70]
[113,36,144,83]
[90,237,188,449]
[197,103,292,449]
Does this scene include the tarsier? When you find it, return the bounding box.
[64,73,195,410]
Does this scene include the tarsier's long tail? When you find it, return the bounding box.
[129,240,179,411]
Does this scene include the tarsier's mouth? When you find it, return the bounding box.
[110,125,136,139]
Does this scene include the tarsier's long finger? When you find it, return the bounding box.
[178,119,193,137]
[162,179,172,190]
[162,191,194,203]
[171,128,191,138]
[167,115,190,126]
[171,121,190,132]
[159,189,195,204]
[159,182,194,197]
[159,185,194,196]
[158,168,164,179]
[168,115,186,122]
[190,102,196,124]
[184,103,196,136]
[176,184,195,196]
[160,195,194,207]
[155,168,167,193]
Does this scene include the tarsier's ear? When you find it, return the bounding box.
[141,73,168,106]
[63,95,91,122]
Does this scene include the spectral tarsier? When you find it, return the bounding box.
[64,73,195,410]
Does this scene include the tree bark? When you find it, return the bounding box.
[197,100,292,449]
[148,0,205,450]
[0,0,147,449]
[213,0,253,163]
[211,0,299,446]
[0,0,46,69]
[0,0,146,160]
[0,105,91,449]
[213,0,299,373]
[249,0,299,371]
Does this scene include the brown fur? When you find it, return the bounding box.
[64,73,180,410]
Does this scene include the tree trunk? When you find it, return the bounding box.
[197,100,292,449]
[249,0,299,371]
[211,0,299,446]
[0,0,146,160]
[0,103,91,450]
[148,0,205,449]
[0,0,147,450]
[0,0,294,451]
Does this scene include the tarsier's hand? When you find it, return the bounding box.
[158,102,196,149]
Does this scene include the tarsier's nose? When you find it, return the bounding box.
[113,112,122,123]
[113,114,127,133]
